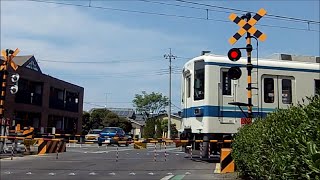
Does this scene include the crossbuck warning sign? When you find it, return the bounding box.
[229,8,267,45]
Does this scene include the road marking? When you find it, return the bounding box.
[48,173,55,176]
[148,172,154,175]
[68,173,76,176]
[4,171,12,174]
[129,172,136,175]
[91,148,132,153]
[89,172,96,175]
[171,175,186,180]
[160,175,174,180]
[214,163,221,173]
[109,172,116,176]
[148,147,180,153]
[185,172,191,175]
[26,172,32,175]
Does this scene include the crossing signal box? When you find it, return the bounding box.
[228,48,241,61]
[228,66,242,80]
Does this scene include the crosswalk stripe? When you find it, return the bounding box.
[160,174,174,180]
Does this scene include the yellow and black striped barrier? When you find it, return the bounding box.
[37,138,66,155]
[219,148,235,173]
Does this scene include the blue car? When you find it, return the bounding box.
[98,127,128,146]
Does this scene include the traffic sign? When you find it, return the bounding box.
[229,8,267,45]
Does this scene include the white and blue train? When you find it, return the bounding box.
[180,52,320,156]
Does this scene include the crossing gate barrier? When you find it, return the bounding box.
[175,140,188,147]
[37,138,66,155]
[133,141,146,149]
[22,127,34,138]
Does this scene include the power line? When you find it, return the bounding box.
[175,0,320,24]
[26,0,320,32]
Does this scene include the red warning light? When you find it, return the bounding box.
[228,48,241,61]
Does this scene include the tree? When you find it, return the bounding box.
[132,91,168,115]
[90,109,110,129]
[161,119,178,138]
[82,111,91,135]
[143,117,156,138]
[118,117,133,133]
[101,112,133,133]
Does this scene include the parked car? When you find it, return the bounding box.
[85,129,102,142]
[98,127,128,146]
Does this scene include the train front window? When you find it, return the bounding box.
[194,60,204,101]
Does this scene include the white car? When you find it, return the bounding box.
[85,129,102,142]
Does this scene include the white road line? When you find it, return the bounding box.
[91,148,132,153]
[214,163,221,173]
[160,175,174,180]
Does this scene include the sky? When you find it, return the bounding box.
[1,0,319,113]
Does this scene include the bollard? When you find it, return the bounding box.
[200,142,203,159]
[56,141,60,160]
[208,142,211,159]
[11,143,13,160]
[154,142,156,162]
[164,142,167,162]
[116,146,119,162]
[190,145,193,159]
[80,137,82,148]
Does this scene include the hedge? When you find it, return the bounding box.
[232,95,320,180]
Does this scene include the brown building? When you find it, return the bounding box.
[1,55,84,135]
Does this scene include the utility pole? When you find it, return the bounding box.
[105,93,111,110]
[164,48,176,139]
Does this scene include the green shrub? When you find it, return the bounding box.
[232,95,320,179]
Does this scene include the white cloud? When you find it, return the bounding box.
[1,1,200,111]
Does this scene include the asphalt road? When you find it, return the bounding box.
[0,143,239,180]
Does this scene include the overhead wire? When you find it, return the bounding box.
[25,0,320,32]
[175,0,320,24]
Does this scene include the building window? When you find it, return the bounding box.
[194,60,204,101]
[316,80,320,94]
[282,79,292,104]
[264,78,274,103]
[222,71,231,95]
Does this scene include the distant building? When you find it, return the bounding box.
[1,55,84,134]
[108,108,145,138]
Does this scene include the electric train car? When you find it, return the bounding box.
[180,52,320,157]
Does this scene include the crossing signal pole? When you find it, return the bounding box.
[0,48,20,118]
[227,9,267,121]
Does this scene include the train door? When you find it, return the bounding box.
[261,75,295,112]
[218,68,237,123]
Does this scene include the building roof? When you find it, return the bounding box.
[1,55,42,73]
[109,108,136,119]
[129,119,145,126]
[151,113,182,119]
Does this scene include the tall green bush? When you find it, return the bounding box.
[232,95,320,179]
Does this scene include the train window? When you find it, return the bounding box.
[194,60,204,101]
[315,80,320,94]
[187,77,191,98]
[264,78,274,103]
[282,79,292,104]
[222,71,231,95]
